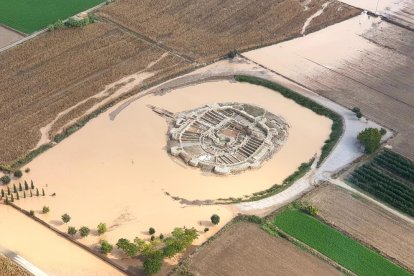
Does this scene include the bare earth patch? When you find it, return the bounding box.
[183,221,341,276]
[302,184,414,271]
[0,25,23,49]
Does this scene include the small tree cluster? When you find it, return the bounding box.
[68,226,77,236]
[357,128,382,154]
[97,222,107,235]
[0,175,10,184]
[13,170,22,178]
[116,238,139,257]
[352,107,363,119]
[100,240,113,254]
[48,19,65,31]
[61,213,71,224]
[79,226,90,238]
[304,205,319,216]
[211,214,220,225]
[42,206,50,214]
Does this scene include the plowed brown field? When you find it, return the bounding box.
[182,221,341,276]
[303,184,414,271]
[0,254,30,276]
[98,0,359,62]
[0,22,192,165]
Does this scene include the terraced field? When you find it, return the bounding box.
[98,0,359,62]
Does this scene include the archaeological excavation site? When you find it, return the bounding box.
[167,103,289,175]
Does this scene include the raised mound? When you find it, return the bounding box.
[168,103,289,174]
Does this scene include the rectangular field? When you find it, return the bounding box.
[303,184,414,271]
[183,221,341,276]
[274,208,409,276]
[98,0,359,62]
[0,0,105,33]
[348,150,414,216]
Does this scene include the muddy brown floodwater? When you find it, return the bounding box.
[6,80,330,267]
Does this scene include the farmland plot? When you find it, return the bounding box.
[98,0,359,62]
[245,15,414,160]
[0,22,192,165]
[303,184,414,271]
[183,222,341,276]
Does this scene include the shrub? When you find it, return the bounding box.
[227,50,238,59]
[79,226,90,238]
[13,170,22,178]
[97,222,107,235]
[100,240,113,254]
[358,128,382,154]
[61,213,71,224]
[143,250,163,275]
[150,235,155,241]
[211,214,220,225]
[116,238,139,257]
[68,226,77,236]
[1,175,11,184]
[304,205,319,216]
[25,168,30,173]
[204,227,209,232]
[380,128,387,136]
[149,227,156,235]
[29,210,35,216]
[159,234,164,240]
[42,206,50,214]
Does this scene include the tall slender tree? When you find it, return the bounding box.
[19,182,22,191]
[24,181,29,190]
[31,180,34,189]
[1,189,4,197]
[23,191,26,198]
[42,189,45,196]
[13,184,17,193]
[36,188,39,197]
[7,186,10,195]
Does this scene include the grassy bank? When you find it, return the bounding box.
[274,208,410,276]
[235,75,343,168]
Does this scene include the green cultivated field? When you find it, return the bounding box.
[274,208,409,276]
[0,0,105,33]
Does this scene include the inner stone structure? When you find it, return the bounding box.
[168,103,289,175]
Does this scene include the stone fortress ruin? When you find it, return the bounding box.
[167,103,289,175]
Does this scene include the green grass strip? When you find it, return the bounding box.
[0,0,105,33]
[235,75,343,167]
[274,208,410,276]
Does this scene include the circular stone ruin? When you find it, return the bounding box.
[168,103,289,175]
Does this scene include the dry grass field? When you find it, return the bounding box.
[303,184,414,271]
[0,22,192,165]
[98,0,359,63]
[0,254,30,276]
[181,221,341,276]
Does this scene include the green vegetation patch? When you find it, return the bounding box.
[0,0,105,33]
[235,76,343,167]
[348,152,414,216]
[274,208,409,276]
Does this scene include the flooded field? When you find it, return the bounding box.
[245,14,414,160]
[4,80,330,267]
[0,206,122,275]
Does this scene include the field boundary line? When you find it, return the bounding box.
[98,16,196,64]
[5,203,127,275]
